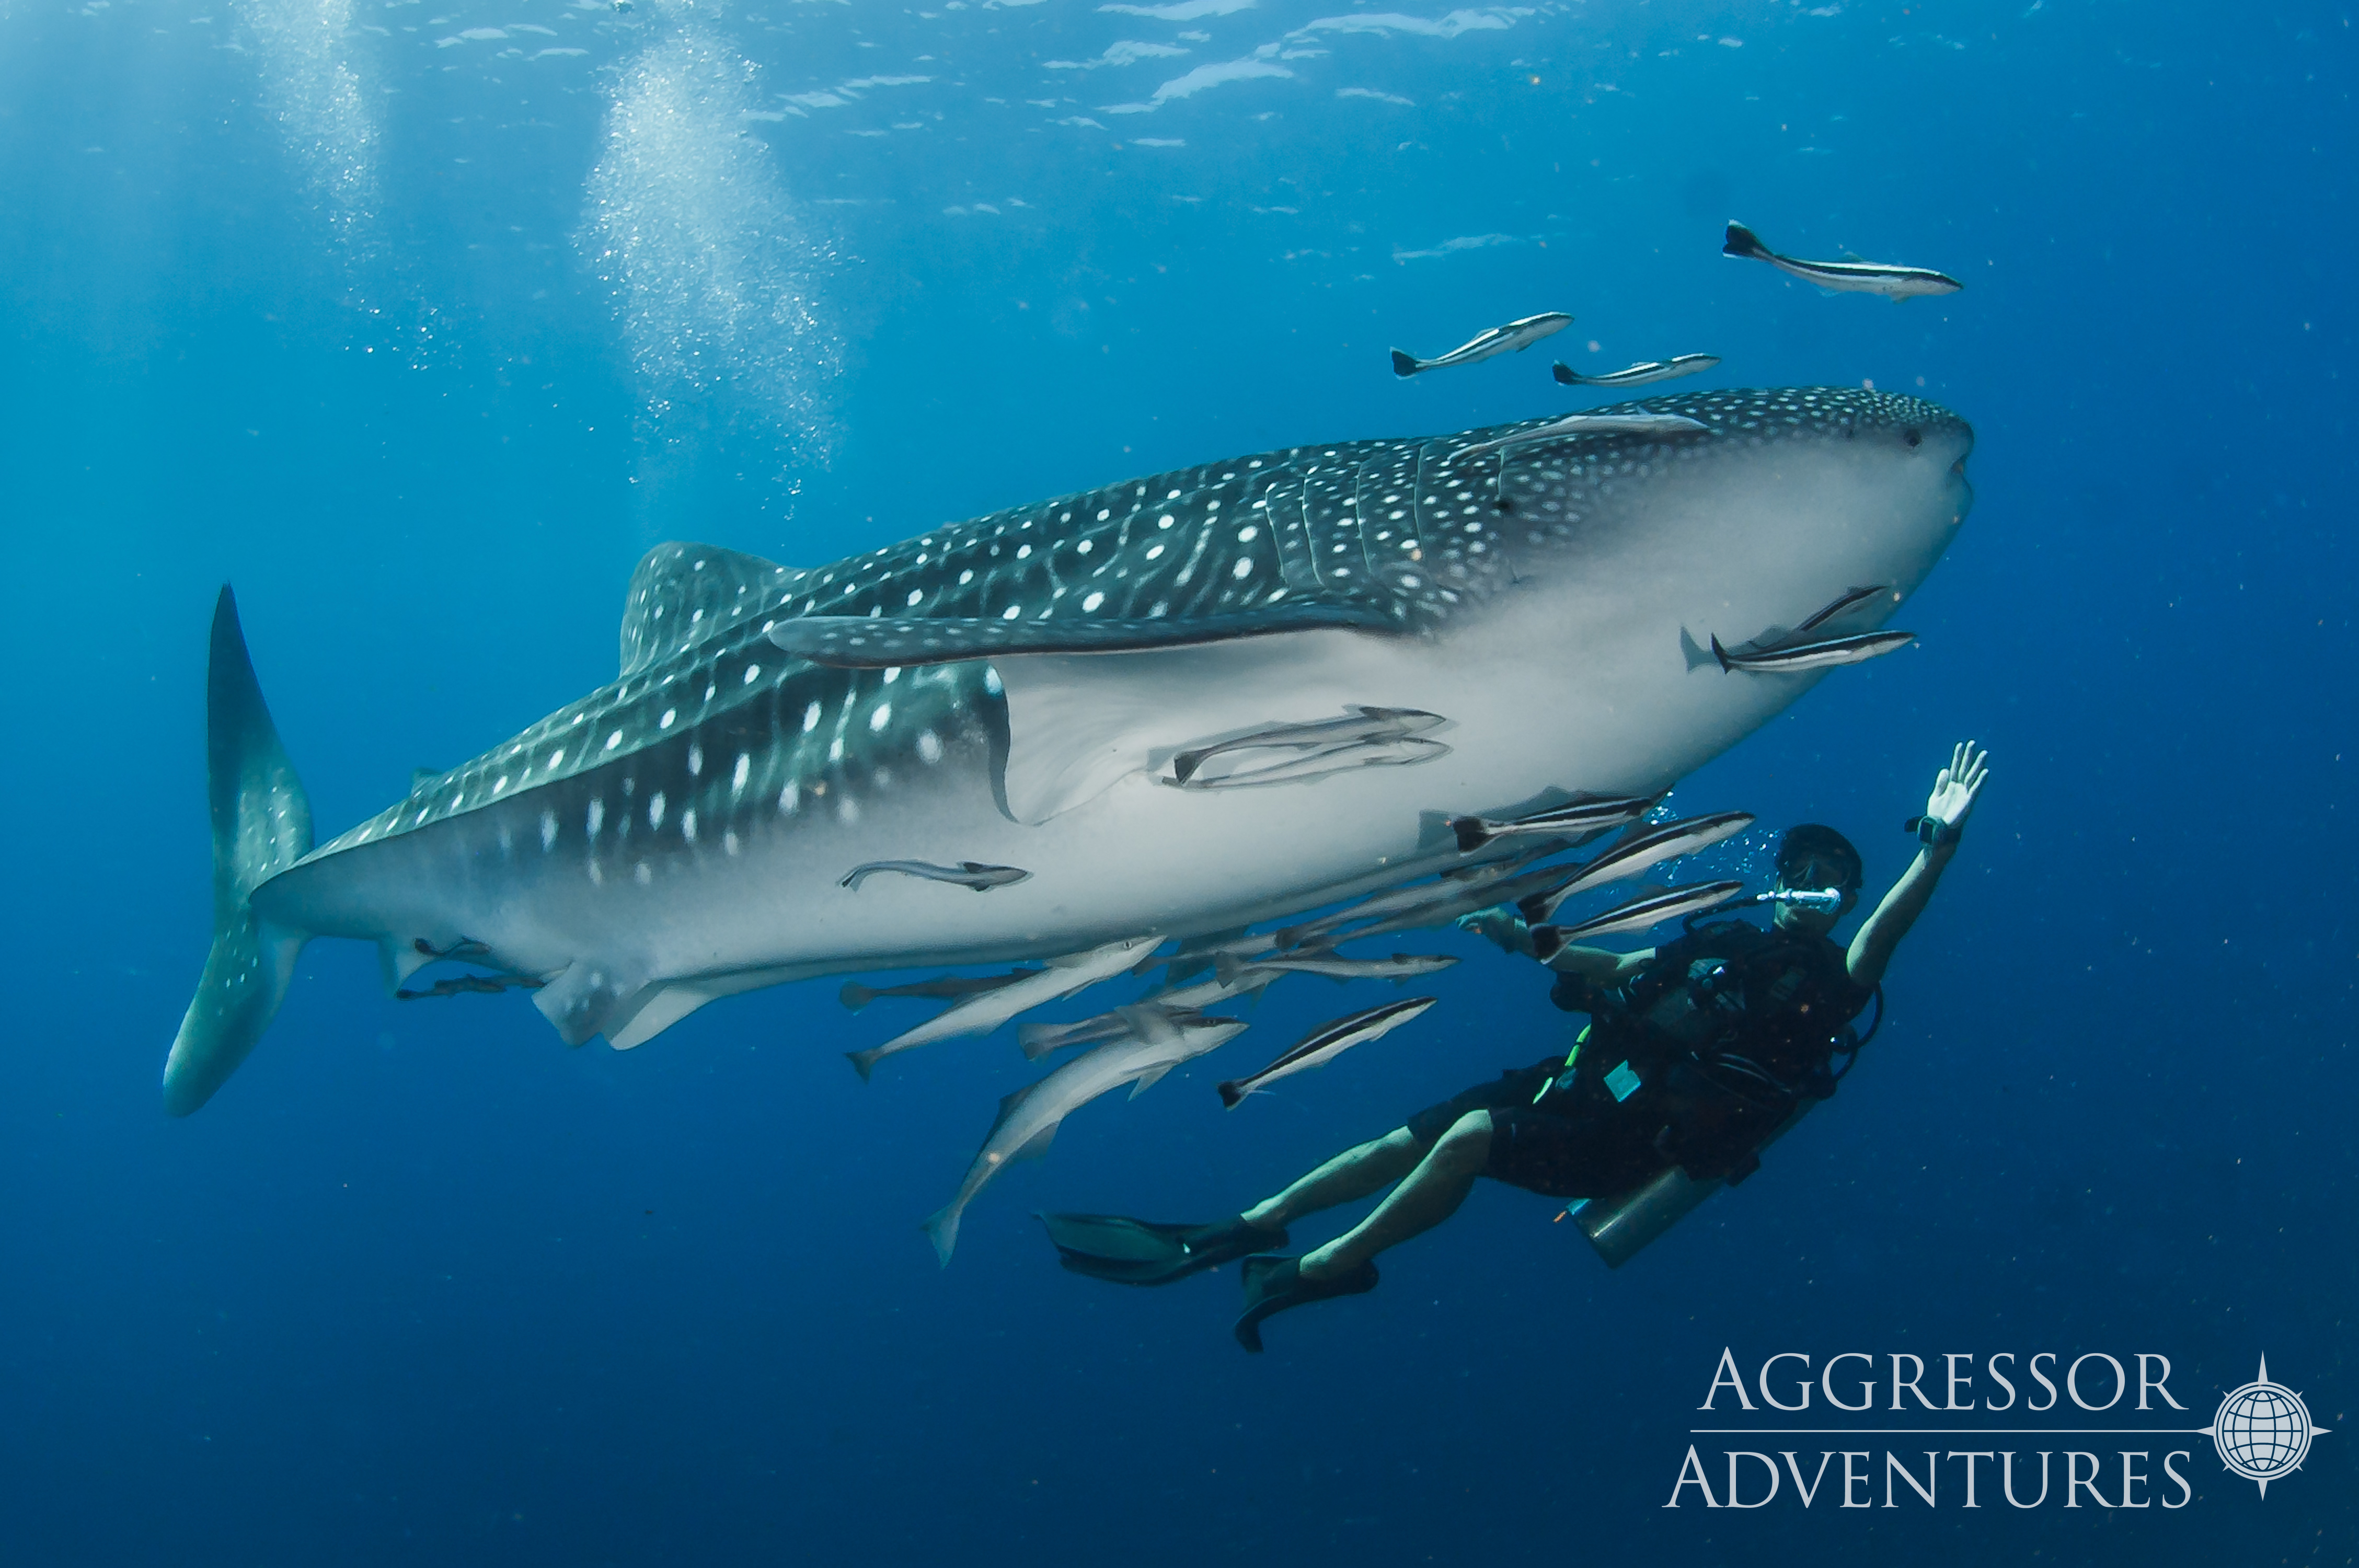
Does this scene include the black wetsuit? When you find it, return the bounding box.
[1407,918,1874,1198]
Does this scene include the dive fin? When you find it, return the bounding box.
[163,587,317,1117]
[766,602,1400,671]
[1038,1212,1290,1286]
[1233,1255,1380,1353]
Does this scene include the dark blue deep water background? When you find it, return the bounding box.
[4,0,2354,1561]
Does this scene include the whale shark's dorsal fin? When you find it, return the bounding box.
[620,542,805,679]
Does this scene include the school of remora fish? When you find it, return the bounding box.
[169,233,1972,1259]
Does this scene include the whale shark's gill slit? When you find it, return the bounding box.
[1263,466,1321,595]
[981,667,1015,822]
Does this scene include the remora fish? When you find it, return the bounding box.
[839,967,1041,1013]
[1451,411,1710,461]
[1140,964,1285,1014]
[924,1013,1250,1262]
[1390,312,1572,377]
[1216,996,1437,1108]
[1447,793,1657,852]
[1709,630,1916,674]
[1315,856,1591,948]
[1722,221,1963,299]
[847,936,1157,1081]
[1016,1001,1217,1062]
[1214,951,1458,985]
[838,859,1031,892]
[1271,840,1569,950]
[1528,881,1747,959]
[1791,584,1895,636]
[1175,734,1450,790]
[1169,706,1444,785]
[1136,928,1279,985]
[1552,355,1720,389]
[1517,811,1755,923]
[165,388,1972,1114]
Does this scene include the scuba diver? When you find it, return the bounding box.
[1040,741,1990,1352]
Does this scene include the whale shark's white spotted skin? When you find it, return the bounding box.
[171,387,1974,1111]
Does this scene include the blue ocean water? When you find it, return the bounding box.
[3,0,2353,1559]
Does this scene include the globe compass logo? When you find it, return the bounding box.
[2204,1356,2329,1497]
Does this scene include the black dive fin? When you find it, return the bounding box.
[1232,1255,1381,1354]
[768,602,1401,670]
[1038,1212,1287,1287]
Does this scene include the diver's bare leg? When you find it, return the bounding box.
[1239,1127,1428,1230]
[1296,1110,1491,1281]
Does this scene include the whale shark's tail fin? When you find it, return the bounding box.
[162,587,315,1116]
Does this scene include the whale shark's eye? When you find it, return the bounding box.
[1904,429,1922,447]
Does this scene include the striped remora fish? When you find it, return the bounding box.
[1709,630,1916,674]
[1215,996,1438,1108]
[1528,881,1748,960]
[1722,221,1963,300]
[925,1012,1250,1263]
[1448,793,1657,853]
[1552,355,1720,389]
[1517,812,1755,924]
[1390,312,1571,377]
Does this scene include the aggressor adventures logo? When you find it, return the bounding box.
[2203,1357,2327,1498]
[1662,1348,2329,1510]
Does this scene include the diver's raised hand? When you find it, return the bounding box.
[1456,904,1535,957]
[1925,740,1990,829]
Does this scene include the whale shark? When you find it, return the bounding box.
[164,386,1973,1114]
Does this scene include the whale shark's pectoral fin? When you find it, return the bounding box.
[765,600,1403,670]
[990,629,1406,824]
[607,983,719,1050]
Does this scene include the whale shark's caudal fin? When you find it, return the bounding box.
[162,587,316,1116]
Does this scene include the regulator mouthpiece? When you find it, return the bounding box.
[1756,887,1842,912]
